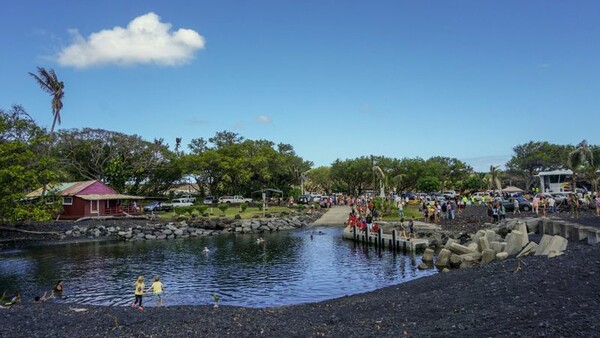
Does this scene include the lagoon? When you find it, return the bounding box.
[0,226,436,307]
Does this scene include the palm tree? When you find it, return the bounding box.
[567,140,595,193]
[486,165,502,192]
[29,67,65,134]
[373,165,386,198]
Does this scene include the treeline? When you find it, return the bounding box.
[305,141,600,196]
[2,104,598,222]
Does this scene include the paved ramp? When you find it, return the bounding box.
[313,205,351,226]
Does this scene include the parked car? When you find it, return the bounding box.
[218,195,253,204]
[203,196,218,204]
[143,201,162,212]
[298,194,312,204]
[442,190,456,199]
[502,197,532,212]
[471,191,488,201]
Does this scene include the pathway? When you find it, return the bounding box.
[313,205,351,225]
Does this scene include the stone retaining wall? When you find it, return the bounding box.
[63,212,324,241]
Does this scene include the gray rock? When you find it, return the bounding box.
[145,234,156,240]
[496,252,509,261]
[422,248,434,262]
[481,249,496,265]
[174,229,184,236]
[434,248,452,268]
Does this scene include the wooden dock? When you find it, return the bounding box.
[342,225,429,252]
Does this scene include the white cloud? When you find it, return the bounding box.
[57,12,205,68]
[257,115,272,124]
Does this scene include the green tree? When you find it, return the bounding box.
[305,167,332,194]
[567,140,596,192]
[28,67,65,134]
[330,157,374,195]
[53,128,182,196]
[0,105,60,222]
[416,176,440,193]
[506,141,569,190]
[462,174,486,191]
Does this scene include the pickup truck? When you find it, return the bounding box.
[218,195,253,204]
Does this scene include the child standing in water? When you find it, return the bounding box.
[132,276,145,311]
[150,276,165,307]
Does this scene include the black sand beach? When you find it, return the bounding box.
[1,211,600,337]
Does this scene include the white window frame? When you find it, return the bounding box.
[62,197,73,205]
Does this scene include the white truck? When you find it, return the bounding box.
[218,195,253,204]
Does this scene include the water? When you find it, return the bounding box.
[0,226,436,307]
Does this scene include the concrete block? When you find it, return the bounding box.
[535,234,554,256]
[459,256,474,269]
[496,252,509,261]
[473,230,487,242]
[527,218,541,233]
[517,241,538,258]
[485,230,496,244]
[434,248,452,268]
[504,230,525,256]
[570,224,590,241]
[444,238,457,249]
[448,242,478,255]
[541,235,568,256]
[478,236,491,252]
[587,228,600,245]
[467,242,479,252]
[515,221,528,236]
[449,254,462,268]
[459,252,482,261]
[422,248,435,262]
[490,241,503,253]
[481,249,496,265]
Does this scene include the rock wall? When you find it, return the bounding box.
[63,213,323,241]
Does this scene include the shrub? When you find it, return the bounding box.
[217,204,229,216]
[240,204,248,213]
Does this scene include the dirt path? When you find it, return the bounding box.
[312,205,351,225]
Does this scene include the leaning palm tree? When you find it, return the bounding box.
[29,67,65,134]
[373,165,386,198]
[567,140,595,193]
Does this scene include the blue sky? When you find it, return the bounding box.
[1,1,599,172]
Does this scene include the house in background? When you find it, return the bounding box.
[26,180,144,220]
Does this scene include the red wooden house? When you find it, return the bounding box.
[26,180,144,220]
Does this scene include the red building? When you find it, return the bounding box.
[26,180,144,220]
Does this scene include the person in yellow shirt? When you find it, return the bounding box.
[151,276,165,307]
[132,276,145,311]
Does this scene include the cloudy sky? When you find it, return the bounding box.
[1,1,599,171]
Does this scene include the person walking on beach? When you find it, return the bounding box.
[132,276,145,311]
[513,198,520,214]
[150,276,165,307]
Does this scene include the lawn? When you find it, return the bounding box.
[154,205,302,220]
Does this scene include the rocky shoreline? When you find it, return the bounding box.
[0,210,324,248]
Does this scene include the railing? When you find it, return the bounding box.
[103,206,142,216]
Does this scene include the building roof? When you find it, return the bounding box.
[78,194,144,201]
[26,181,97,198]
[537,170,573,176]
[26,180,143,200]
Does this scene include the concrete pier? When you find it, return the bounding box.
[342,225,429,252]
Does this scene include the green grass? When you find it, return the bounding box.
[380,206,423,221]
[156,205,301,220]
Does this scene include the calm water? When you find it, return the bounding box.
[0,226,436,307]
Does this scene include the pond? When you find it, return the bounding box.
[0,226,436,308]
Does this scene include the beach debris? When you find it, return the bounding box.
[69,307,88,312]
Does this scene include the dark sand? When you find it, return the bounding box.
[1,210,600,337]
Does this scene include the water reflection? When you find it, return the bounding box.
[0,227,436,307]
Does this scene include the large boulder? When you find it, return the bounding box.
[448,242,478,255]
[434,248,452,268]
[504,230,526,256]
[422,248,434,263]
[481,249,496,265]
[517,241,539,258]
